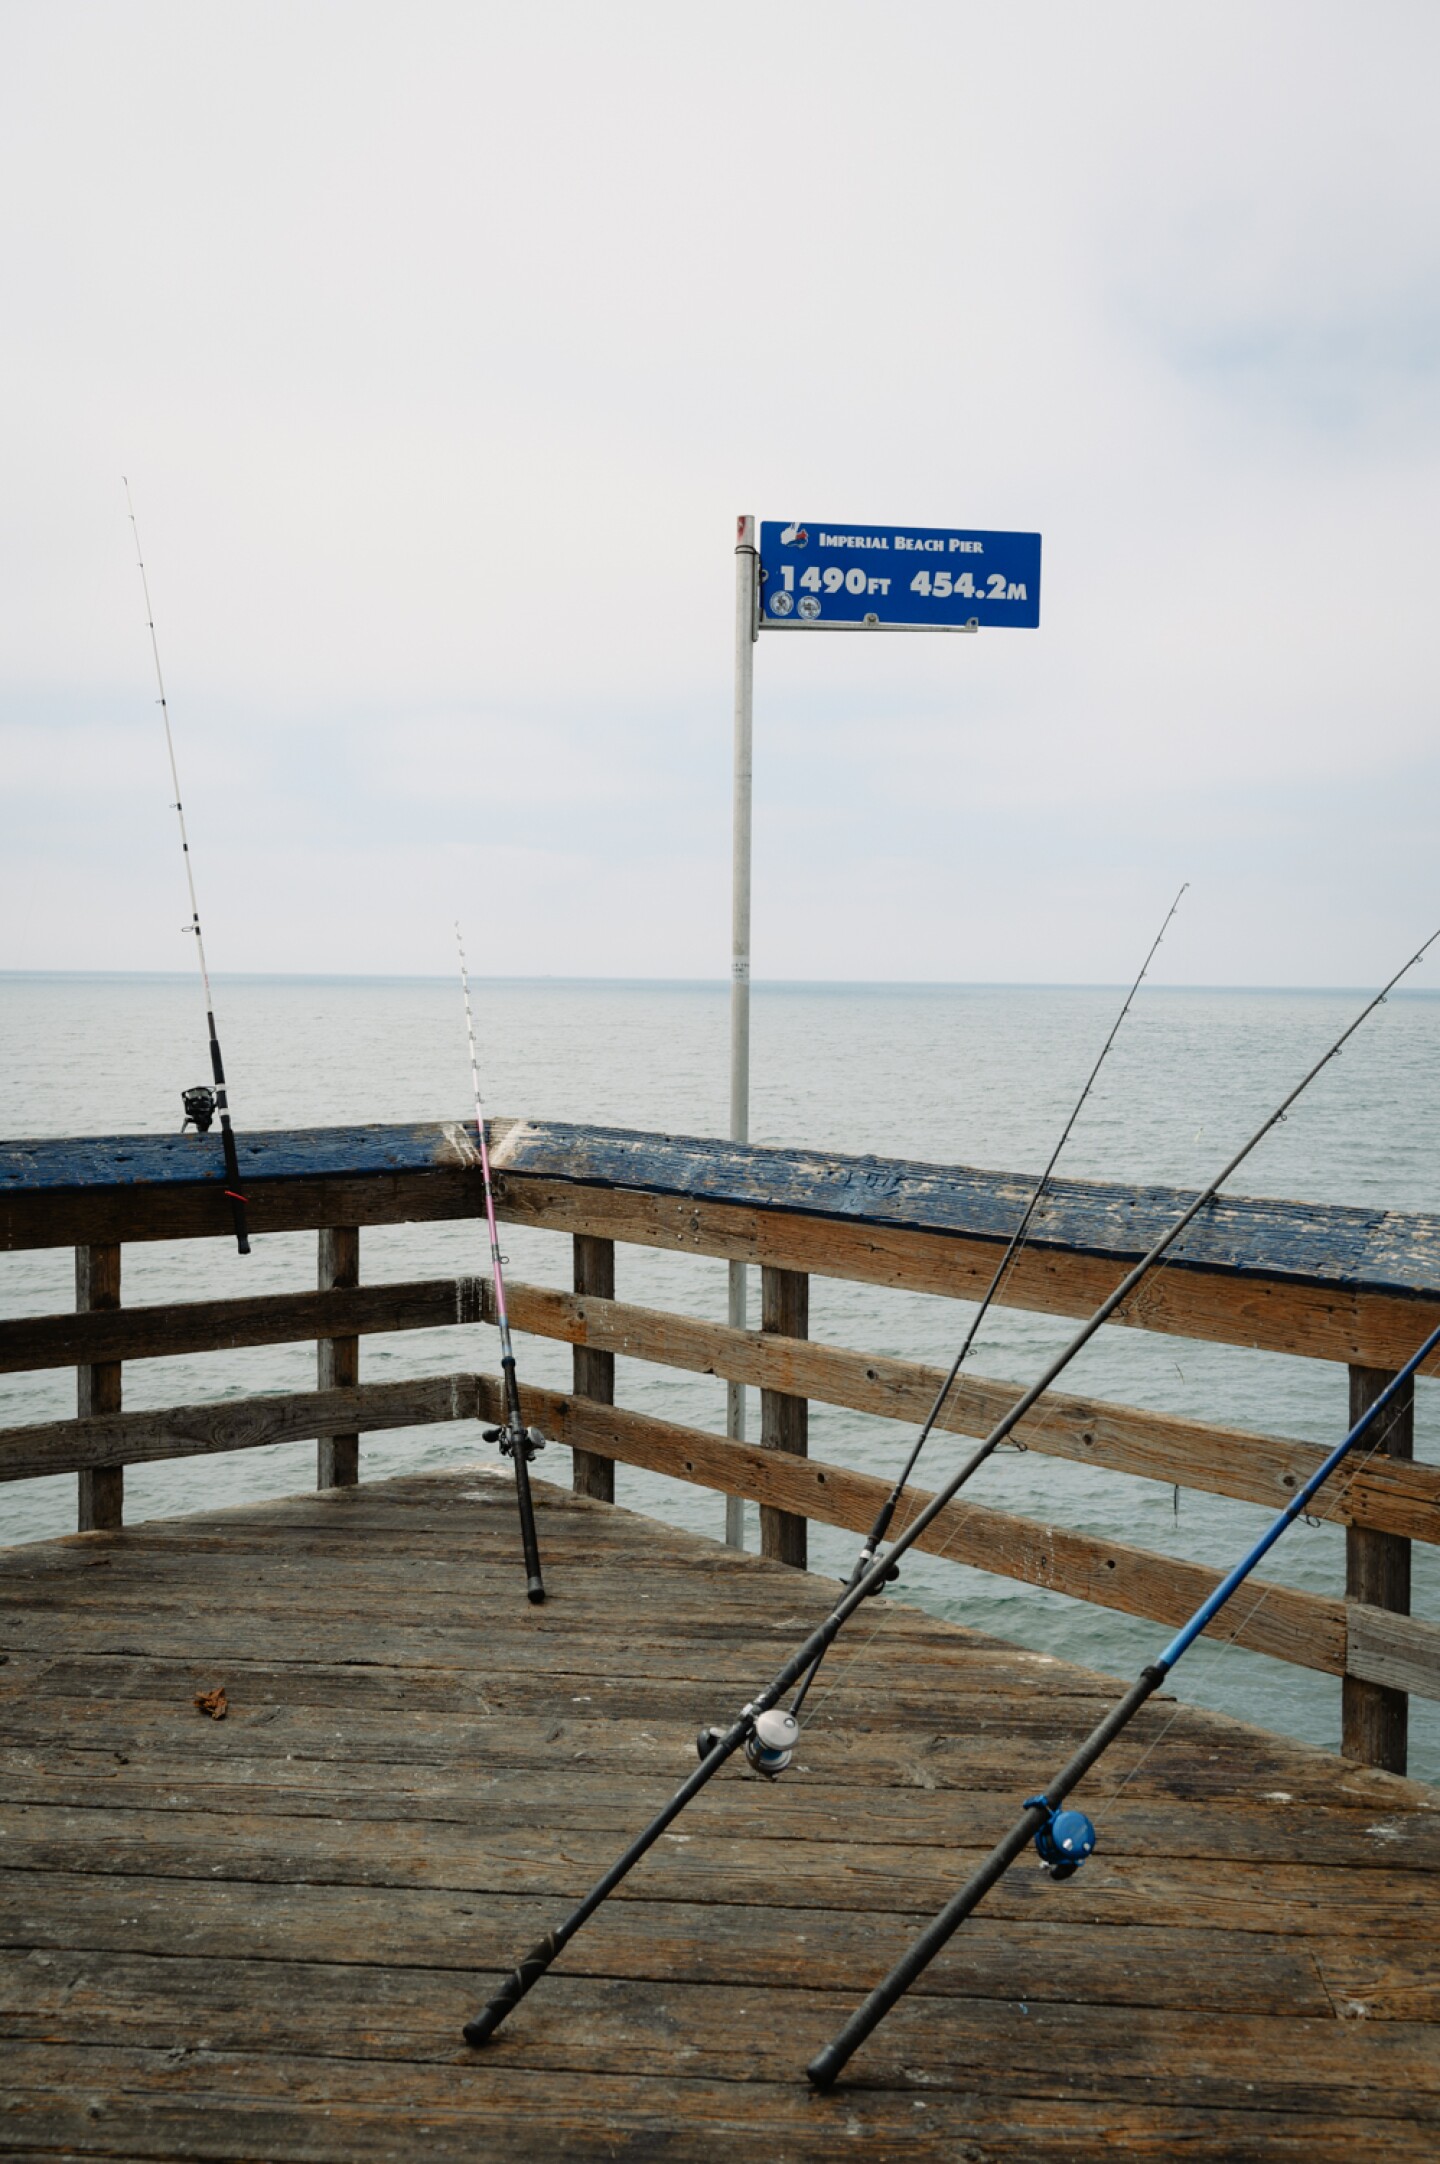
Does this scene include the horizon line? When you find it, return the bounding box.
[2,967,1437,998]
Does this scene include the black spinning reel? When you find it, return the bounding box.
[484,1423,547,1463]
[181,1084,216,1133]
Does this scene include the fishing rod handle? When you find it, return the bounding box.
[463,1932,561,2044]
[510,1437,546,1605]
[500,1351,525,1430]
[807,1666,1168,2091]
[808,1806,1046,2091]
[217,1115,251,1256]
[463,1714,752,2045]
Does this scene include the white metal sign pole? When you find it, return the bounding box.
[726,514,757,1549]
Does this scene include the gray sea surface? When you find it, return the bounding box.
[2,970,1437,1782]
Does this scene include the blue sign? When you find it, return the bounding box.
[758,521,1041,631]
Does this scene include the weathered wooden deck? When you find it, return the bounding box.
[2,1467,1439,2161]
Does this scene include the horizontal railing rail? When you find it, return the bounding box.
[0,1276,486,1372]
[5,1117,1440,1373]
[6,1271,1439,1546]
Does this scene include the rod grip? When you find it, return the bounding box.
[218,1117,251,1255]
[511,1438,546,1603]
[463,1934,560,2045]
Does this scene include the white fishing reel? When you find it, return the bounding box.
[694,1706,800,1779]
[745,1708,800,1779]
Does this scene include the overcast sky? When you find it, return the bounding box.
[2,2,1437,986]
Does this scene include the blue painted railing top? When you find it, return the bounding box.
[2,1117,1439,1298]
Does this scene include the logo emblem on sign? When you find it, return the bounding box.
[780,522,808,547]
[768,590,794,616]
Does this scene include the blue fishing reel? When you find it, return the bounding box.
[1024,1795,1097,1881]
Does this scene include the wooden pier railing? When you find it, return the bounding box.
[2,1118,1438,1775]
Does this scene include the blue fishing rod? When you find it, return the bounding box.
[808,1314,1440,2088]
[463,926,1435,2053]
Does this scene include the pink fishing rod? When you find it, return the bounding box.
[457,926,545,1603]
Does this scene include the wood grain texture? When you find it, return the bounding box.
[0,1274,484,1372]
[497,1175,1440,1374]
[569,1235,615,1503]
[494,1279,1440,1545]
[2,1463,1438,2161]
[0,1365,1391,1682]
[1347,1603,1440,1700]
[316,1228,359,1490]
[1344,1364,1414,1772]
[14,1268,1439,1545]
[759,1264,807,1569]
[0,1373,484,1482]
[7,1115,1440,1375]
[503,1383,1349,1676]
[75,1241,123,1533]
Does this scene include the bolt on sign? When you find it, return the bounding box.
[758,521,1041,632]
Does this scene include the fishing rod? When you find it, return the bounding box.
[783,883,1187,1723]
[808,1312,1440,2087]
[461,927,1436,2049]
[124,480,250,1256]
[457,925,545,1605]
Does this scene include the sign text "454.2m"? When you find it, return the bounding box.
[758,522,1041,632]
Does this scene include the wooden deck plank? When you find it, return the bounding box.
[0,1877,1344,2016]
[7,2046,1438,2164]
[5,1966,1438,2119]
[4,1661,1431,1811]
[5,1754,1437,1870]
[2,1465,1438,2160]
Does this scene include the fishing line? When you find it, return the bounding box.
[1098,1384,1415,1812]
[124,480,250,1255]
[786,885,1187,1720]
[460,929,1438,2053]
[457,924,546,1604]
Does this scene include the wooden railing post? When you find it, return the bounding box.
[760,1265,809,1568]
[1342,1362,1413,1773]
[76,1243,123,1530]
[571,1234,615,1502]
[317,1227,359,1488]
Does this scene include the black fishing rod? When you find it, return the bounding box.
[808,1312,1440,2087]
[461,926,1436,2050]
[785,884,1187,1723]
[457,926,545,1604]
[125,481,250,1255]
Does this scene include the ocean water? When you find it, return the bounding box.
[2,970,1437,1783]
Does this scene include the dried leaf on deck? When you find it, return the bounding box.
[193,1686,228,1720]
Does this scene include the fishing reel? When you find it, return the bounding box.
[181,1085,216,1134]
[483,1423,547,1463]
[1024,1795,1097,1881]
[695,1707,800,1780]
